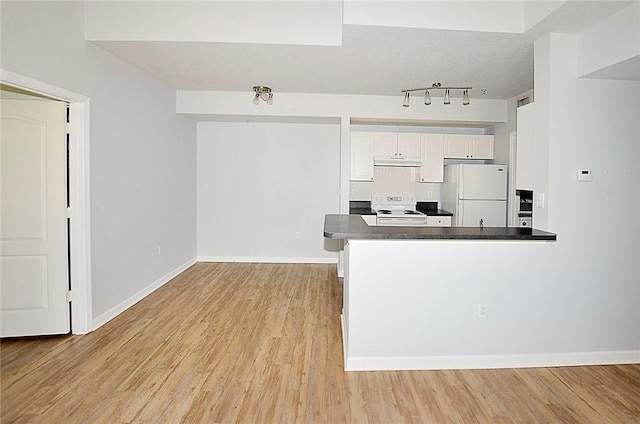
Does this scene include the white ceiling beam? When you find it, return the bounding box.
[524,1,567,32]
[577,2,640,80]
[85,1,343,46]
[343,0,526,33]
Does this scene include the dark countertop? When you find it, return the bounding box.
[324,214,557,241]
[350,207,376,215]
[416,201,453,217]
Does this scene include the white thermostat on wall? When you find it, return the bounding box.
[577,169,593,182]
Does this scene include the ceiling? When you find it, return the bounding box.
[92,1,635,102]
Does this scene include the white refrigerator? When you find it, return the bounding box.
[442,164,508,227]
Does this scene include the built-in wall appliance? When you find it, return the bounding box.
[516,189,533,227]
[442,164,508,227]
[371,194,427,226]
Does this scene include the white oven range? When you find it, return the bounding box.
[371,194,427,226]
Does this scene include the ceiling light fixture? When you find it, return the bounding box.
[401,82,472,107]
[402,91,410,107]
[252,86,273,105]
[424,90,431,106]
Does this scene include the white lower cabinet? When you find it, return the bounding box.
[426,216,452,227]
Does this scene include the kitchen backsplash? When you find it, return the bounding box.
[350,166,441,202]
[372,167,414,194]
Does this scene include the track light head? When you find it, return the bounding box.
[402,91,410,107]
[444,89,451,105]
[424,90,431,106]
[463,89,470,106]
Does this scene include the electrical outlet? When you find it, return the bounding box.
[295,232,301,239]
[478,303,487,318]
[427,191,433,199]
[158,245,163,256]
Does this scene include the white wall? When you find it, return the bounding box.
[1,2,197,324]
[197,122,340,262]
[533,33,639,351]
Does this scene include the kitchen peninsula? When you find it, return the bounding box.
[324,214,557,371]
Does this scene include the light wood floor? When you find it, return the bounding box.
[1,263,639,423]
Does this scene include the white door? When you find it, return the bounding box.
[460,200,507,227]
[1,98,70,337]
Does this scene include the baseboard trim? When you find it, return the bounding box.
[197,256,337,264]
[344,350,640,371]
[92,258,197,331]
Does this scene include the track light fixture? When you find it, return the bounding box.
[252,86,273,105]
[401,82,472,107]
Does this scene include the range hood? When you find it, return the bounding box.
[374,156,422,167]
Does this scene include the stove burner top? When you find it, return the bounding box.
[376,209,422,216]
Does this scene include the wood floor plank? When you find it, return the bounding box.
[2,262,639,423]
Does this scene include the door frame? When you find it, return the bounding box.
[1,69,92,334]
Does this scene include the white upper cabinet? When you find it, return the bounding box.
[397,133,422,158]
[351,131,493,182]
[350,132,375,181]
[443,134,468,158]
[374,132,421,159]
[417,134,444,183]
[443,134,494,159]
[468,135,494,159]
[373,132,398,157]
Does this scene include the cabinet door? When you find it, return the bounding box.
[397,133,421,157]
[469,135,494,159]
[418,134,444,182]
[373,133,398,157]
[443,134,468,158]
[350,132,374,181]
[426,216,452,227]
